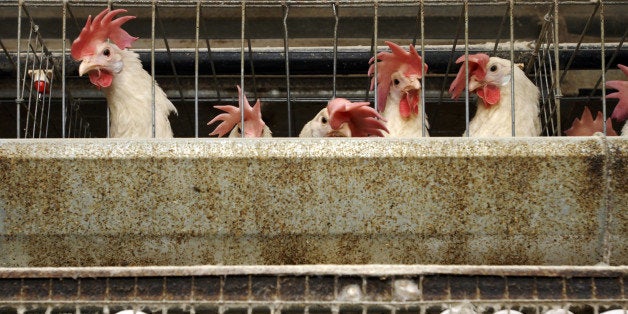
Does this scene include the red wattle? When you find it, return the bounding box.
[88,70,113,89]
[399,97,411,118]
[477,85,501,107]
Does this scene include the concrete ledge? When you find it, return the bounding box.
[0,137,624,266]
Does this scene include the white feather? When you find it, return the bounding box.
[102,49,177,138]
[467,57,541,137]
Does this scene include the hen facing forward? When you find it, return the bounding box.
[72,8,177,138]
[368,41,429,137]
[449,53,540,137]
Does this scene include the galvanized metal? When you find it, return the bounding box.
[0,137,625,267]
[0,265,625,312]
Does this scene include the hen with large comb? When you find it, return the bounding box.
[448,53,541,137]
[71,8,177,138]
[367,41,429,137]
[208,86,271,138]
[327,99,388,137]
[71,9,137,61]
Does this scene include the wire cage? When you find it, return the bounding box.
[0,1,627,312]
[0,266,626,314]
[0,0,626,138]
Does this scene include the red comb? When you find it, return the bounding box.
[368,41,428,113]
[327,98,389,137]
[208,86,265,137]
[607,64,628,122]
[448,53,490,100]
[71,8,138,60]
[564,106,617,136]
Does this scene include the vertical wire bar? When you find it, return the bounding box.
[246,38,258,101]
[156,6,192,135]
[16,1,22,138]
[437,7,464,106]
[545,36,557,136]
[45,66,53,137]
[38,57,51,138]
[240,0,246,138]
[559,2,599,84]
[553,0,561,135]
[373,1,379,112]
[32,39,46,138]
[492,6,509,56]
[283,4,292,136]
[509,0,516,137]
[106,1,112,137]
[524,5,552,75]
[420,0,426,137]
[62,0,67,138]
[195,0,200,138]
[464,0,469,137]
[540,45,553,135]
[151,0,157,138]
[599,0,607,136]
[332,3,339,99]
[590,29,627,97]
[199,10,222,101]
[25,29,38,139]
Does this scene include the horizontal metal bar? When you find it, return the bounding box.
[0,300,624,307]
[0,265,625,278]
[2,0,628,7]
[1,43,624,76]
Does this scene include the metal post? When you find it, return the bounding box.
[283,4,292,136]
[420,0,426,137]
[16,1,22,138]
[373,1,379,112]
[195,0,200,138]
[240,0,246,138]
[62,0,67,138]
[151,0,157,138]
[332,3,339,99]
[464,0,469,137]
[553,0,561,135]
[509,0,515,137]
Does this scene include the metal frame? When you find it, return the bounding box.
[0,265,626,310]
[1,0,626,137]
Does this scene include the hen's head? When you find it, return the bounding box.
[565,106,617,136]
[327,98,388,137]
[208,86,267,138]
[368,41,428,118]
[449,54,513,107]
[71,8,138,89]
[607,64,628,122]
[304,107,348,137]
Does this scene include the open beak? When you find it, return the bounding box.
[78,57,104,76]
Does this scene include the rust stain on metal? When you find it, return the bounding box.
[0,138,625,266]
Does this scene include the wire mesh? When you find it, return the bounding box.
[0,0,626,137]
[0,266,626,314]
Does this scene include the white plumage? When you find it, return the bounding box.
[101,48,177,138]
[450,54,541,137]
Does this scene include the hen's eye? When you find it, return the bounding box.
[489,65,497,72]
[103,48,111,57]
[321,117,328,124]
[393,79,400,86]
